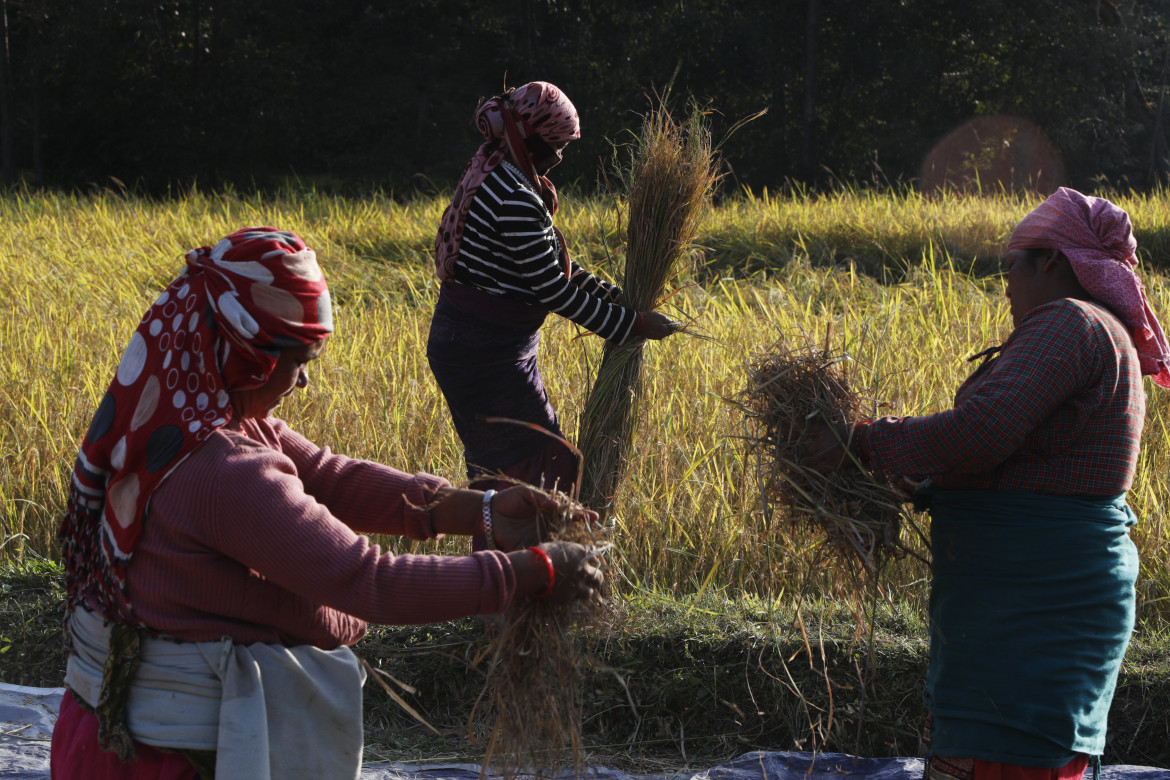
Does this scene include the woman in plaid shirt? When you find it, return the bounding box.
[809,188,1170,780]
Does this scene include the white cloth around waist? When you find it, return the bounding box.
[64,607,367,780]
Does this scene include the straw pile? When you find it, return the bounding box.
[472,488,614,778]
[577,100,719,517]
[740,336,914,574]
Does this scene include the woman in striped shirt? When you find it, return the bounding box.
[429,81,676,502]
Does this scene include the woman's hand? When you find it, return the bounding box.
[508,542,604,604]
[891,475,928,501]
[490,486,599,551]
[802,421,855,474]
[636,310,679,341]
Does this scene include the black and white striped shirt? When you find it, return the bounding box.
[452,162,638,343]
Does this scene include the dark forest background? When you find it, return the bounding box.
[2,0,1170,195]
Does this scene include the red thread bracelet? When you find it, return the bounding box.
[528,547,556,599]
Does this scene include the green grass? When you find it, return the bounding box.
[3,186,1170,766]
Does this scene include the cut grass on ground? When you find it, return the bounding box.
[5,561,1168,770]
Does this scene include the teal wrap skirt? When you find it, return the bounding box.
[916,488,1138,765]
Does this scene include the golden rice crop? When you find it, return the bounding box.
[6,187,1170,626]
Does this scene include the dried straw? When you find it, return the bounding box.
[739,333,918,575]
[577,99,719,517]
[472,487,614,779]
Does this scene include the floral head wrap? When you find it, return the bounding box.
[435,81,580,282]
[1008,187,1170,387]
[59,227,333,624]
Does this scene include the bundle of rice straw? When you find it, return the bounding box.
[576,99,719,516]
[740,334,918,575]
[472,487,614,779]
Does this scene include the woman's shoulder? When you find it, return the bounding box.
[170,422,296,485]
[1023,297,1121,334]
[1012,298,1135,369]
[481,164,544,207]
[469,168,549,233]
[148,425,299,532]
[494,161,536,191]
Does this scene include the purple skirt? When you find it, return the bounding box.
[426,283,578,489]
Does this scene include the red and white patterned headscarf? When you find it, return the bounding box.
[434,81,581,282]
[60,227,333,624]
[1009,187,1170,387]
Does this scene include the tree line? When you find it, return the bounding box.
[0,0,1167,195]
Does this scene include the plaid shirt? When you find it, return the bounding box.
[856,298,1145,495]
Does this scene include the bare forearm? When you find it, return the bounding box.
[429,488,487,536]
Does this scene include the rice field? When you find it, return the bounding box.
[3,185,1170,629]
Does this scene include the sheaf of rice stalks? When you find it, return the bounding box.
[739,336,922,575]
[577,98,719,518]
[472,487,615,779]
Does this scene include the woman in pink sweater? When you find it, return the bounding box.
[51,227,602,780]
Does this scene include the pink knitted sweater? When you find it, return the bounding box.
[124,416,517,648]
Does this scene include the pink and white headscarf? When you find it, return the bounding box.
[434,81,581,282]
[60,227,333,625]
[1008,187,1170,387]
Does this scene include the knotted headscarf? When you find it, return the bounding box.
[1008,187,1170,387]
[434,81,581,282]
[60,227,333,624]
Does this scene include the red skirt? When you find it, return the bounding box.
[926,753,1090,780]
[51,690,198,780]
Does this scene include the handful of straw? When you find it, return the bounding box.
[740,335,917,575]
[577,99,719,516]
[472,488,614,778]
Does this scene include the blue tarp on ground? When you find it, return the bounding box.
[359,753,929,780]
[363,754,1170,780]
[4,684,1167,780]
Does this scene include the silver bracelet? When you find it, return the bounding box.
[482,489,496,550]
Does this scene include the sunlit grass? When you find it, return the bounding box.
[3,186,1170,630]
